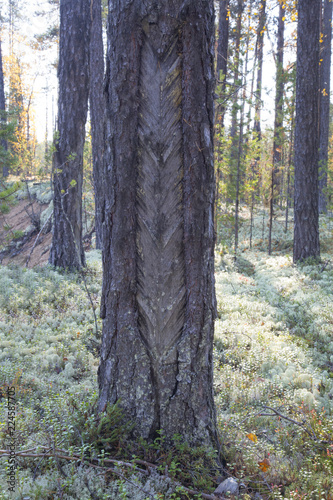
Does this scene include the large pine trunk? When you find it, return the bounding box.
[49,0,90,270]
[293,0,320,262]
[90,0,105,250]
[318,0,332,214]
[98,0,217,448]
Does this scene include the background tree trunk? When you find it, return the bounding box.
[215,0,229,240]
[216,0,229,126]
[269,3,285,255]
[318,0,332,214]
[293,0,320,262]
[90,0,105,249]
[230,0,243,141]
[253,0,266,138]
[98,0,217,448]
[49,0,90,270]
[0,37,8,178]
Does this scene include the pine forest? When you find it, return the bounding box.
[0,0,333,498]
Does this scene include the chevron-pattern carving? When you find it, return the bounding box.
[137,30,185,361]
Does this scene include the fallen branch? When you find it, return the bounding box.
[0,447,223,499]
[260,405,317,439]
[25,212,52,267]
[320,260,330,273]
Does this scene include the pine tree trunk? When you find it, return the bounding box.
[0,37,8,178]
[98,0,217,448]
[216,0,229,126]
[90,0,105,249]
[293,0,320,262]
[230,0,243,141]
[319,0,332,214]
[215,0,229,239]
[269,3,285,255]
[49,0,90,270]
[272,4,285,169]
[253,0,266,138]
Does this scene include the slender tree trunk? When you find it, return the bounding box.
[319,0,332,214]
[214,0,229,236]
[228,0,243,205]
[269,3,285,255]
[98,0,217,448]
[230,0,243,140]
[293,0,320,262]
[90,0,105,249]
[0,37,8,178]
[234,81,245,258]
[49,0,90,270]
[253,0,266,138]
[216,0,229,126]
[235,7,251,257]
[285,121,294,233]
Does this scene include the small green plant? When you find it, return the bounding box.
[12,229,24,240]
[0,203,10,214]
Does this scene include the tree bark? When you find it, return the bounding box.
[98,0,217,448]
[0,36,8,178]
[215,0,229,239]
[272,3,285,169]
[230,0,243,141]
[318,0,332,214]
[269,3,285,255]
[293,0,320,263]
[216,0,229,126]
[49,0,90,270]
[90,0,105,249]
[253,0,266,138]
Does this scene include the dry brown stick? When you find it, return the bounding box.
[260,405,317,439]
[25,212,52,267]
[0,448,150,475]
[0,448,223,499]
[33,446,53,481]
[320,260,330,272]
[97,467,223,500]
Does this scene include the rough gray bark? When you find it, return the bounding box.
[230,0,243,141]
[318,0,332,214]
[269,3,284,255]
[253,0,266,138]
[216,0,229,125]
[293,0,320,262]
[272,4,285,172]
[90,0,105,249]
[49,0,90,270]
[0,37,8,178]
[215,0,229,236]
[98,0,217,448]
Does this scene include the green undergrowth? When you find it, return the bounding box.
[0,252,218,499]
[0,182,22,215]
[0,208,332,498]
[214,209,333,499]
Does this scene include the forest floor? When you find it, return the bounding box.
[0,198,51,268]
[0,183,332,499]
[0,181,94,269]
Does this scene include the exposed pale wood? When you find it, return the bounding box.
[98,0,217,449]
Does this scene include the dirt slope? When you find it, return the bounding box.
[0,200,51,268]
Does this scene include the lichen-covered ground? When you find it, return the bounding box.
[0,203,332,499]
